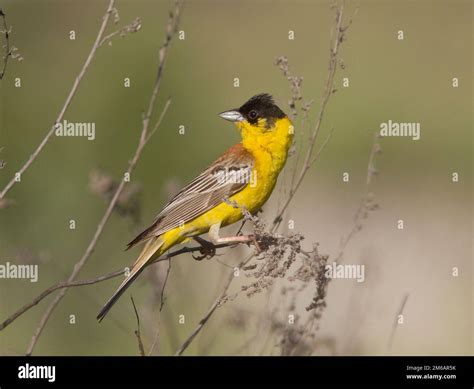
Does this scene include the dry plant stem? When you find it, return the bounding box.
[0,9,10,80]
[272,4,345,230]
[289,133,381,353]
[148,325,160,356]
[24,2,181,355]
[98,17,142,47]
[289,101,314,190]
[309,127,335,168]
[0,242,233,332]
[388,293,409,350]
[159,260,172,312]
[131,297,146,356]
[146,97,172,144]
[174,253,254,356]
[336,131,380,264]
[0,0,116,201]
[0,268,122,331]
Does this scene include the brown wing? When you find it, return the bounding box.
[127,144,254,249]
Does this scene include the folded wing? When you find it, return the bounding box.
[127,143,254,249]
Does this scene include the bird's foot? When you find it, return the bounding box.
[192,236,216,261]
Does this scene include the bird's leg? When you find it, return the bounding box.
[236,219,247,236]
[192,236,216,260]
[209,223,261,253]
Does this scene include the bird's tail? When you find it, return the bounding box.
[97,236,166,322]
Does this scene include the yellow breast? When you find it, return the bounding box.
[225,116,294,224]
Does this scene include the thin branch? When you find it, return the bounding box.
[98,17,142,47]
[0,146,5,169]
[287,132,382,353]
[309,127,335,167]
[148,257,173,356]
[147,325,160,356]
[0,0,118,201]
[159,260,172,312]
[388,293,409,350]
[131,296,146,356]
[0,268,122,331]
[336,131,381,264]
[289,99,314,190]
[145,97,172,144]
[174,253,254,356]
[0,242,234,332]
[272,3,346,230]
[273,56,311,199]
[0,9,10,80]
[24,1,182,355]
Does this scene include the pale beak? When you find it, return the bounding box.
[218,110,244,122]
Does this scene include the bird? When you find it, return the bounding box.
[97,93,294,322]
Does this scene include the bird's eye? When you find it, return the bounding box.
[248,110,258,120]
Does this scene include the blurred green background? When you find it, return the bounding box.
[0,0,472,355]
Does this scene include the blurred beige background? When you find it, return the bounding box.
[0,0,472,355]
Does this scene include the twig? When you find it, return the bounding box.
[272,3,346,230]
[147,325,160,356]
[0,242,235,332]
[289,98,314,191]
[145,97,172,144]
[0,146,5,169]
[159,260,172,312]
[174,253,254,356]
[286,132,382,353]
[309,127,335,167]
[274,56,303,120]
[24,1,182,355]
[0,9,10,80]
[131,296,146,356]
[273,56,310,199]
[336,131,381,264]
[388,293,409,350]
[0,1,119,201]
[99,17,142,47]
[148,257,172,356]
[0,268,123,331]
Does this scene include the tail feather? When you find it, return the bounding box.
[126,224,156,251]
[97,237,165,322]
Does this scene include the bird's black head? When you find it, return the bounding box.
[238,93,286,125]
[219,93,286,128]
